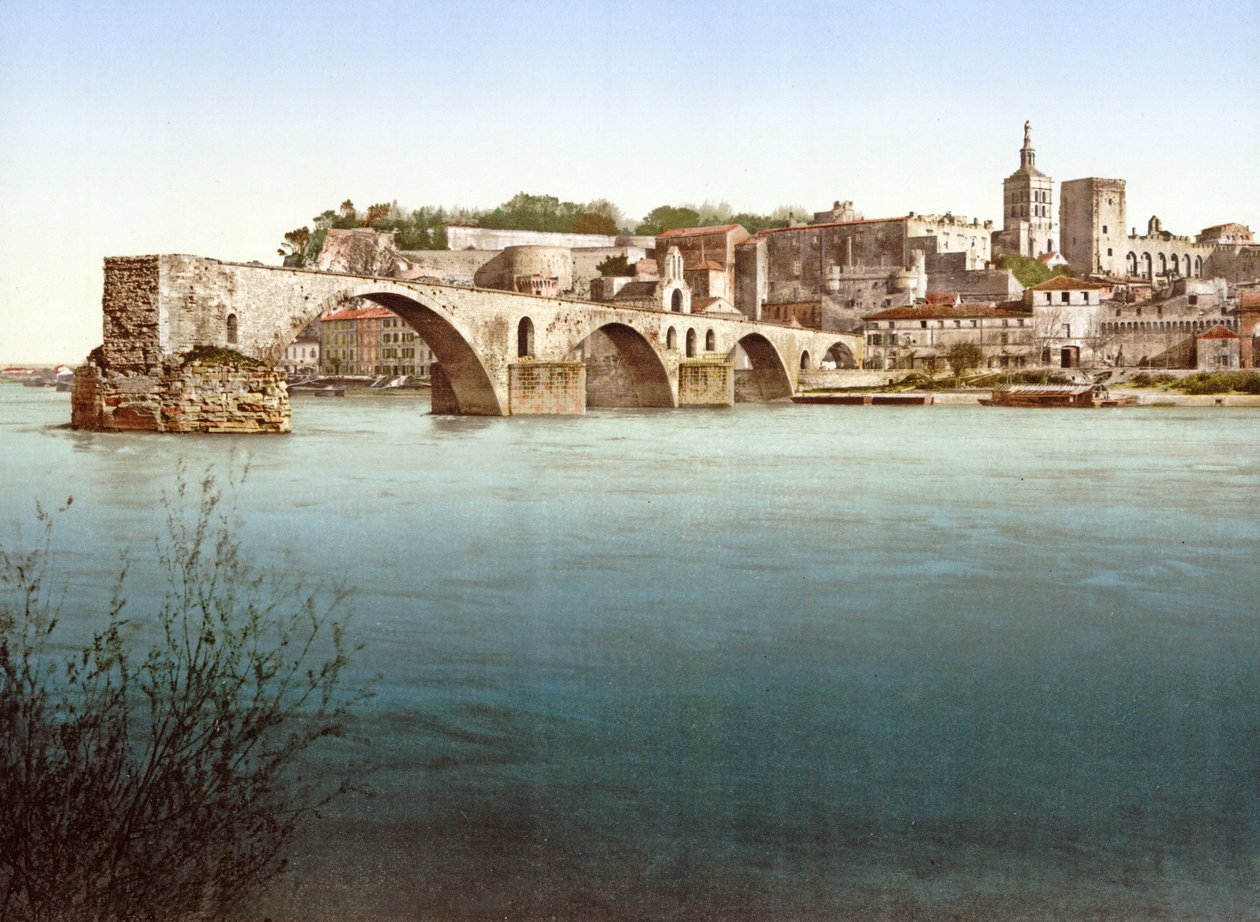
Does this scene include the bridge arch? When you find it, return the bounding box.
[823,341,857,368]
[566,321,674,408]
[728,332,792,401]
[304,286,504,415]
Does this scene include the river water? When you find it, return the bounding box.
[2,384,1259,920]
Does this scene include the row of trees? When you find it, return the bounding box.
[279,194,807,266]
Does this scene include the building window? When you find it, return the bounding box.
[1061,292,1070,303]
[920,320,928,329]
[226,314,238,345]
[1102,225,1108,234]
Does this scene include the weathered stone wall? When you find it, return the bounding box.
[1205,245,1260,286]
[925,267,1024,303]
[72,354,288,433]
[584,354,640,407]
[508,362,585,415]
[1060,178,1127,275]
[447,226,628,251]
[101,257,163,371]
[678,359,734,406]
[1097,278,1235,367]
[430,364,458,414]
[396,249,497,286]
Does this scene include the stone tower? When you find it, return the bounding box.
[1001,121,1057,257]
[1059,178,1127,277]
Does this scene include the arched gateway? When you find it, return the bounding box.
[71,255,863,432]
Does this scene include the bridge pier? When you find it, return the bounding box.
[677,359,735,407]
[508,362,586,415]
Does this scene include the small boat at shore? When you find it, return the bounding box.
[290,385,345,397]
[791,393,934,406]
[980,384,1137,408]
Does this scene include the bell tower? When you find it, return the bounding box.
[1002,121,1057,257]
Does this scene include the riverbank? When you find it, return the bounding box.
[794,388,1260,407]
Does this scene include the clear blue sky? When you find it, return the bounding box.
[1,0,1256,362]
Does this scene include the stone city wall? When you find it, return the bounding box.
[446,226,653,251]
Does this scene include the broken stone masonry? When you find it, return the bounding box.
[72,257,289,433]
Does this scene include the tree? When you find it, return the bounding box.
[945,340,984,382]
[277,226,311,266]
[634,205,701,236]
[996,254,1075,288]
[0,471,366,921]
[595,254,634,277]
[360,202,391,228]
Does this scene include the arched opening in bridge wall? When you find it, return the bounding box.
[728,333,792,402]
[517,317,534,358]
[686,329,697,357]
[565,322,674,409]
[671,289,684,313]
[705,329,716,352]
[800,350,811,371]
[357,291,503,415]
[823,342,856,368]
[226,313,238,345]
[667,327,677,351]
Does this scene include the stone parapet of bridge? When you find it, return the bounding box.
[72,254,862,431]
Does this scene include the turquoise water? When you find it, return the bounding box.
[2,385,1259,920]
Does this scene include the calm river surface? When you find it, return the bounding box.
[3,384,1260,920]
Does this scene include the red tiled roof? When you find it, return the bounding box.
[1198,324,1239,340]
[925,292,959,305]
[693,296,722,311]
[1030,276,1107,291]
[658,224,744,238]
[863,303,1032,321]
[321,306,394,322]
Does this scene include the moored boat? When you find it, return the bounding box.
[980,384,1137,408]
[791,393,934,405]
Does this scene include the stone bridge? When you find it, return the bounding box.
[72,255,863,431]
